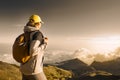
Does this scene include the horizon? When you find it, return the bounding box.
[1,0,120,58]
[0,43,120,65]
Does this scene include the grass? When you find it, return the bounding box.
[0,61,72,80]
[0,61,21,80]
[44,65,72,80]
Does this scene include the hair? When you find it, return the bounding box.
[26,19,40,27]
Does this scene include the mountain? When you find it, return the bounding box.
[56,58,94,76]
[56,58,120,80]
[73,48,95,65]
[91,58,120,75]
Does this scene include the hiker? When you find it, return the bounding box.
[20,14,48,80]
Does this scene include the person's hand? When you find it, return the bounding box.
[44,37,48,44]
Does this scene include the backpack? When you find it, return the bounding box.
[12,31,44,64]
[12,32,31,64]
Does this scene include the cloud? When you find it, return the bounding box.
[44,50,74,64]
[94,47,120,62]
[94,53,115,62]
[73,48,95,65]
[72,47,120,65]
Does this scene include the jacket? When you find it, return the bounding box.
[20,26,47,75]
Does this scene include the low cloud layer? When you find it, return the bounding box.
[1,44,120,66]
[73,47,120,65]
[44,50,73,64]
[44,47,120,65]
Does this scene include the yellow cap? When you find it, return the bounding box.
[29,14,44,23]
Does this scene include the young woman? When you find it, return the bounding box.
[20,14,48,80]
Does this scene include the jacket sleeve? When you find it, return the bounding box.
[30,40,47,56]
[29,32,47,56]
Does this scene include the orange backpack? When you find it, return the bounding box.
[12,33,31,63]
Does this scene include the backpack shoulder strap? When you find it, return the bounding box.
[32,30,44,45]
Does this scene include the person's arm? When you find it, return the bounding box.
[29,32,48,56]
[30,40,46,56]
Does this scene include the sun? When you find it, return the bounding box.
[90,36,120,53]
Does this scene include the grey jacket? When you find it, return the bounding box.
[20,26,47,75]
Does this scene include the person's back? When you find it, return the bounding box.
[19,14,48,80]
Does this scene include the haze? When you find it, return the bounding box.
[0,0,120,53]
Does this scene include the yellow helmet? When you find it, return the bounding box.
[29,14,44,23]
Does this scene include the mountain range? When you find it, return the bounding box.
[91,58,120,75]
[54,58,120,80]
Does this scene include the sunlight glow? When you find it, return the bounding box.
[90,36,120,53]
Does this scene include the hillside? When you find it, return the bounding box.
[91,58,120,75]
[43,65,72,80]
[1,58,120,80]
[0,61,72,80]
[68,69,120,80]
[0,61,21,80]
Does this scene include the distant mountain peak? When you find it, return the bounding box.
[73,48,95,65]
[57,58,94,76]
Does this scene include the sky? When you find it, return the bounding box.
[1,0,120,52]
